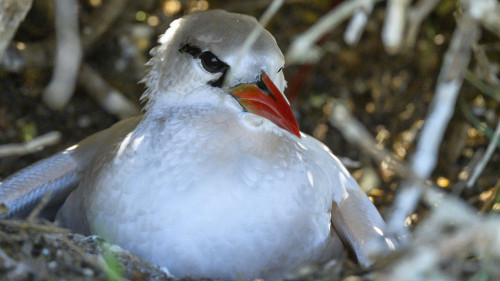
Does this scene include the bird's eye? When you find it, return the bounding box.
[200,51,227,73]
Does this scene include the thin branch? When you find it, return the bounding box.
[328,100,448,243]
[464,69,500,101]
[286,0,383,65]
[464,0,500,37]
[387,14,480,240]
[0,0,33,59]
[405,0,441,48]
[0,131,61,158]
[42,0,82,110]
[82,0,129,54]
[411,14,479,178]
[467,119,500,187]
[79,63,140,119]
[472,44,500,86]
[382,0,411,54]
[0,219,70,233]
[344,0,375,46]
[328,100,420,181]
[458,98,500,143]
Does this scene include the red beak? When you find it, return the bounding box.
[230,71,300,138]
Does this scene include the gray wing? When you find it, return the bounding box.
[0,116,141,218]
[302,134,396,267]
[331,173,397,267]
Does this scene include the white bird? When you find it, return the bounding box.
[0,10,395,280]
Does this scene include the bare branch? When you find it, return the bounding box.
[0,131,61,158]
[0,0,33,59]
[344,0,375,46]
[382,0,411,54]
[42,0,82,110]
[405,0,441,48]
[79,63,140,119]
[286,0,383,65]
[467,119,500,187]
[412,14,479,178]
[81,0,129,54]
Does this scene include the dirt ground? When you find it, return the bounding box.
[0,0,499,280]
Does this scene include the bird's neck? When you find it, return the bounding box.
[142,86,241,116]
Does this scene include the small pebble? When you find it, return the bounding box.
[48,261,57,270]
[78,115,92,128]
[82,268,94,277]
[42,248,50,256]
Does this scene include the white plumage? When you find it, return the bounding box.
[1,10,395,281]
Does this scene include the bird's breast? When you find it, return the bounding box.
[78,107,342,280]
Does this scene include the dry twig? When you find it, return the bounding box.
[393,13,480,239]
[344,0,375,46]
[382,0,411,54]
[405,0,441,48]
[286,0,383,65]
[0,131,61,158]
[79,63,140,119]
[467,120,500,187]
[0,0,33,59]
[42,0,82,110]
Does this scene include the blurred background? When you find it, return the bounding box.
[0,0,499,279]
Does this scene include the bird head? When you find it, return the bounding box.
[142,9,300,137]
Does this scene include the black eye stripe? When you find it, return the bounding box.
[179,44,228,74]
[179,44,202,58]
[179,44,229,88]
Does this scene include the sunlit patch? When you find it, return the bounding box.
[458,171,469,180]
[467,127,480,138]
[163,0,181,15]
[320,143,331,153]
[479,189,494,202]
[380,160,395,181]
[65,144,79,152]
[433,34,444,45]
[135,11,147,22]
[131,135,145,150]
[405,213,418,226]
[370,188,384,196]
[307,171,314,187]
[493,203,500,211]
[436,177,450,188]
[16,42,26,51]
[189,0,209,12]
[393,141,407,158]
[296,152,303,161]
[312,123,328,141]
[89,0,101,7]
[147,15,160,27]
[373,226,384,236]
[375,126,390,145]
[297,141,308,150]
[365,102,375,113]
[116,132,133,158]
[385,237,396,250]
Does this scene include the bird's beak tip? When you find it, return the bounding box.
[230,71,300,138]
